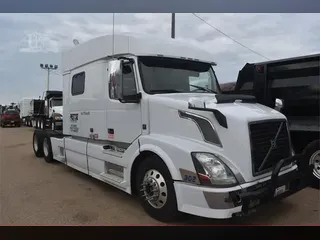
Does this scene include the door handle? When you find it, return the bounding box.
[103,145,115,151]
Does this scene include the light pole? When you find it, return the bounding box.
[171,13,175,39]
[40,64,58,91]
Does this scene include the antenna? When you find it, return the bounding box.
[73,39,80,46]
[112,13,115,56]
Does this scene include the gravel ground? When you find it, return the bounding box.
[0,127,319,225]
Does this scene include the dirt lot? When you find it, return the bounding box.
[0,127,319,225]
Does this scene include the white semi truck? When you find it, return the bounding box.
[32,34,311,222]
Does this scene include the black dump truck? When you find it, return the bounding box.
[31,90,63,131]
[25,99,45,127]
[233,53,319,188]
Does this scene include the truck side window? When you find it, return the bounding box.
[71,72,85,96]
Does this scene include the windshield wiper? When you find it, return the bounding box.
[190,84,216,93]
[149,89,182,94]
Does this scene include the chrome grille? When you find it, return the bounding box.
[249,120,291,176]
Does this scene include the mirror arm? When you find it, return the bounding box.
[118,92,142,104]
[118,56,135,63]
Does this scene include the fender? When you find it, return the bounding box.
[125,141,181,195]
[138,143,181,181]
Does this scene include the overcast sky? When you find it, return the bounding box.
[0,13,319,105]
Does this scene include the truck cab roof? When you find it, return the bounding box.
[62,33,217,73]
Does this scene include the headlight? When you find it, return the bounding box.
[54,115,62,120]
[191,152,237,187]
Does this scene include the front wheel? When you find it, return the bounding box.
[136,156,181,222]
[304,140,320,189]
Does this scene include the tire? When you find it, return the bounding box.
[43,136,54,163]
[33,132,44,158]
[135,155,181,222]
[303,140,320,189]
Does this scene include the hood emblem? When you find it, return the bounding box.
[258,122,284,171]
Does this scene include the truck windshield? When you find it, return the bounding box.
[138,56,219,94]
[53,99,62,107]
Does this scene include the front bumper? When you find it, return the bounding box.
[234,154,312,217]
[2,120,21,125]
[174,154,312,219]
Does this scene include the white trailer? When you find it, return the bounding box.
[18,98,36,125]
[32,34,311,222]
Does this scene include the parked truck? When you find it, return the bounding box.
[32,34,311,222]
[18,97,36,125]
[31,91,63,131]
[28,98,45,127]
[233,53,319,189]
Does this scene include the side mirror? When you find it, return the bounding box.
[109,58,141,104]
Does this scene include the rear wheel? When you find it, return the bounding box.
[33,132,44,158]
[135,156,181,222]
[304,140,320,189]
[43,136,54,163]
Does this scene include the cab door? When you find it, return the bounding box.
[106,59,142,150]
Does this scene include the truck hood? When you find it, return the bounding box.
[150,93,284,122]
[52,106,63,115]
[148,93,287,182]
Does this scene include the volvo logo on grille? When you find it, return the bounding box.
[258,122,284,172]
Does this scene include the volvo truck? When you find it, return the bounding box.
[234,53,319,189]
[31,34,311,222]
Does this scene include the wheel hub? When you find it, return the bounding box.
[310,150,320,179]
[140,169,168,209]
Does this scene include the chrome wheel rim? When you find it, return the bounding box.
[33,136,38,152]
[43,138,49,157]
[140,169,168,209]
[310,150,320,180]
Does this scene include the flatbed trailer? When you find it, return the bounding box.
[234,53,320,188]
